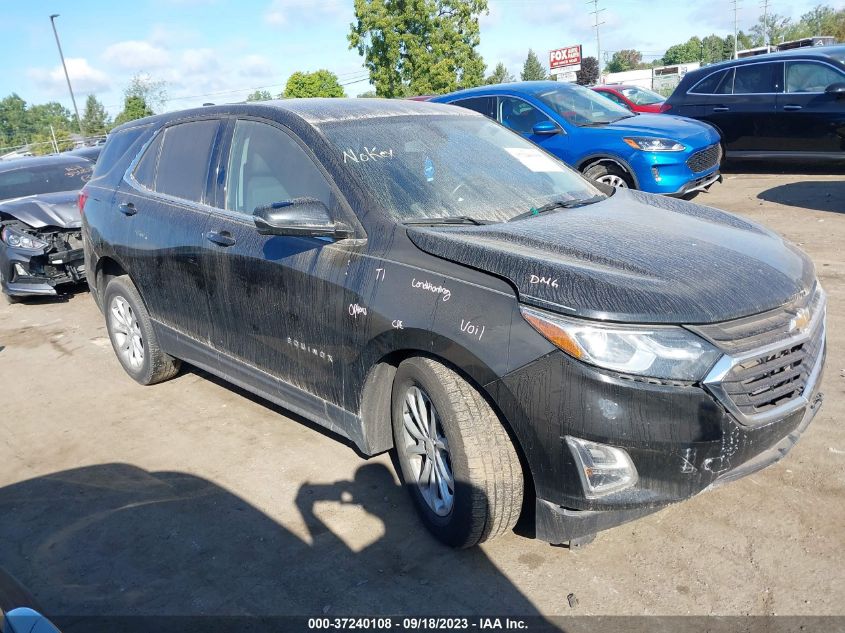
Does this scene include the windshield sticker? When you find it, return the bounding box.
[504,147,564,173]
[343,147,395,164]
[411,278,451,301]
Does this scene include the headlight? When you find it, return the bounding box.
[521,306,721,381]
[0,226,48,250]
[623,137,685,152]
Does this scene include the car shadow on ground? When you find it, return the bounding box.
[722,160,845,176]
[756,180,845,214]
[0,463,556,632]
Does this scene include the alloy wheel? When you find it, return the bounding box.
[109,295,144,370]
[401,385,455,516]
[597,174,629,188]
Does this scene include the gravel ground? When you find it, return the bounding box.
[0,165,843,619]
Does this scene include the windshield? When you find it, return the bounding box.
[535,84,634,126]
[320,114,603,223]
[620,86,665,105]
[0,160,92,201]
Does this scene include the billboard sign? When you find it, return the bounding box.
[550,45,582,71]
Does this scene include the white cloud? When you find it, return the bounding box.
[181,48,219,74]
[239,54,276,78]
[264,0,349,26]
[28,58,111,95]
[103,40,171,70]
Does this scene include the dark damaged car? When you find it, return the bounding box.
[81,100,826,548]
[0,154,93,302]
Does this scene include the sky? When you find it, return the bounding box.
[0,0,839,119]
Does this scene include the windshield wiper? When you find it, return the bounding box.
[403,216,492,226]
[508,195,606,223]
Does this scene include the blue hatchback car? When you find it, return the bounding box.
[432,81,723,198]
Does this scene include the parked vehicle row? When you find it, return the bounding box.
[432,81,722,197]
[75,98,825,549]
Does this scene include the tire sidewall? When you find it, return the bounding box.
[104,278,154,384]
[391,358,475,546]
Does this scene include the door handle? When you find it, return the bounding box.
[205,230,236,247]
[118,202,137,216]
[712,106,730,112]
[783,104,803,111]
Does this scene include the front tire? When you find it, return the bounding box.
[391,357,523,548]
[104,276,180,385]
[582,162,634,189]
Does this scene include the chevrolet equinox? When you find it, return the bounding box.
[81,99,826,548]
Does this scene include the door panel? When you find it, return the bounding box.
[114,120,220,343]
[203,119,350,405]
[776,61,845,152]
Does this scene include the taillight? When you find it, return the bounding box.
[78,189,89,215]
[659,103,672,113]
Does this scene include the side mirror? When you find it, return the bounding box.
[253,198,352,239]
[532,120,561,136]
[824,82,845,96]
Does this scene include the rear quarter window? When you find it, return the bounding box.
[92,125,150,188]
[690,69,732,94]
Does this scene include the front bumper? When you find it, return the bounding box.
[486,344,825,544]
[630,147,722,196]
[0,244,86,297]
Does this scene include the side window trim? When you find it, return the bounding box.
[689,59,844,95]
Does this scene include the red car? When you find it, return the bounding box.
[592,84,669,113]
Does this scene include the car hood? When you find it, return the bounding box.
[0,191,81,229]
[406,189,815,324]
[598,113,717,144]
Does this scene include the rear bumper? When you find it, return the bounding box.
[534,389,823,543]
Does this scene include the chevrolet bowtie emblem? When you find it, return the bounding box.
[788,307,811,333]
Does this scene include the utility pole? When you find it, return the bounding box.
[760,0,770,48]
[729,0,741,59]
[49,14,84,136]
[587,0,606,76]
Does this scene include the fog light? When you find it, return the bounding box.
[14,263,28,277]
[651,166,661,182]
[565,436,638,498]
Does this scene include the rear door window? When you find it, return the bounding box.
[785,61,845,93]
[732,63,777,93]
[449,96,495,119]
[154,120,220,203]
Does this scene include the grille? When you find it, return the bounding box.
[719,317,824,416]
[686,144,722,173]
[698,285,827,423]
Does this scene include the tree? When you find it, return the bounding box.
[283,70,346,98]
[80,95,109,136]
[125,73,167,113]
[576,56,600,85]
[349,0,488,97]
[357,90,378,98]
[661,37,703,65]
[750,12,794,46]
[605,49,643,73]
[0,94,32,148]
[520,49,547,81]
[246,90,273,102]
[114,95,154,126]
[486,62,514,84]
[30,128,74,155]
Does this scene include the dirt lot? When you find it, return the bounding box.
[0,165,843,620]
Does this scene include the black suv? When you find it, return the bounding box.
[664,45,845,160]
[82,99,826,548]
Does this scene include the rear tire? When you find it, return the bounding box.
[582,162,634,189]
[391,356,523,548]
[103,276,180,385]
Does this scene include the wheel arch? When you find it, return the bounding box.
[93,255,149,315]
[577,154,640,189]
[356,338,536,515]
